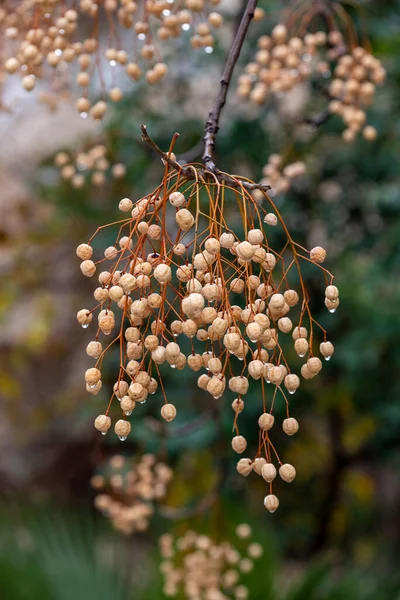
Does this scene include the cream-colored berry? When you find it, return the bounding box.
[77,309,92,326]
[220,232,235,248]
[119,197,133,212]
[161,403,177,422]
[279,463,296,483]
[120,396,136,415]
[154,264,172,284]
[307,356,322,374]
[253,457,267,475]
[236,241,255,261]
[115,419,131,439]
[264,213,277,226]
[85,367,101,385]
[310,246,327,263]
[264,494,279,513]
[108,378,125,400]
[80,260,96,277]
[320,341,335,360]
[282,417,299,435]
[261,463,277,483]
[325,285,339,300]
[169,191,186,207]
[258,413,274,430]
[232,398,245,413]
[294,338,309,357]
[237,458,253,476]
[76,243,93,260]
[232,435,247,454]
[176,208,194,231]
[284,374,300,394]
[86,341,102,358]
[247,229,264,245]
[119,273,137,293]
[94,414,111,433]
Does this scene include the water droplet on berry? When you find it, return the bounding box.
[82,323,89,329]
[118,435,127,441]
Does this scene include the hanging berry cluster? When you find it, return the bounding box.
[54,143,126,188]
[254,155,306,199]
[91,453,173,535]
[159,524,263,600]
[76,141,338,511]
[1,0,224,117]
[237,24,385,141]
[328,46,386,142]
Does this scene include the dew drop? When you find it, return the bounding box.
[298,352,306,358]
[140,399,147,404]
[101,431,107,436]
[324,356,331,361]
[171,364,176,369]
[81,323,89,329]
[89,384,98,389]
[124,410,132,416]
[118,435,127,441]
[288,390,296,395]
[329,308,336,313]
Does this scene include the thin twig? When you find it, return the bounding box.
[202,0,259,171]
[140,124,270,192]
[305,107,332,127]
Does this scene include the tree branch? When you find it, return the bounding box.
[305,107,332,128]
[140,124,270,192]
[202,0,259,171]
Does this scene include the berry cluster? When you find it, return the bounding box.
[54,143,126,188]
[329,46,386,142]
[1,0,223,117]
[159,523,263,599]
[76,155,338,510]
[237,26,341,104]
[91,453,173,535]
[254,155,306,199]
[237,24,385,140]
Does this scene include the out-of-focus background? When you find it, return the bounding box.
[0,0,400,598]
